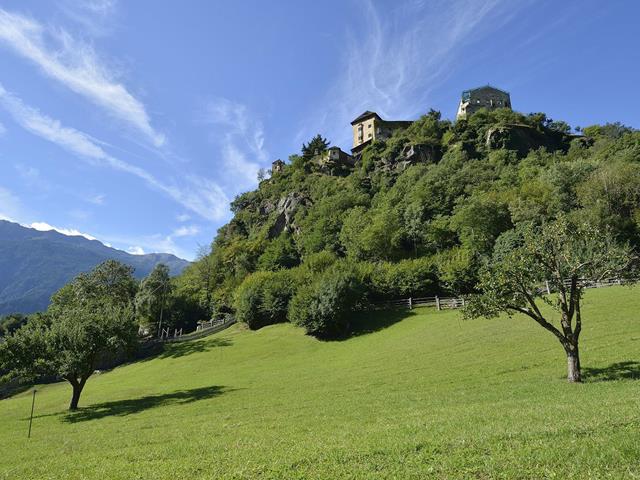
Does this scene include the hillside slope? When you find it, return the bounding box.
[0,220,189,315]
[1,286,638,479]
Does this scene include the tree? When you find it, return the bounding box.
[50,259,137,313]
[135,263,173,334]
[0,303,137,410]
[464,217,635,382]
[193,245,216,315]
[301,134,330,159]
[257,168,266,182]
[0,260,140,409]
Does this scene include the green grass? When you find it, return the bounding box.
[1,286,639,479]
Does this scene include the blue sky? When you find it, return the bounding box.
[0,0,637,260]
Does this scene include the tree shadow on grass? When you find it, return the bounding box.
[328,308,410,341]
[157,337,232,359]
[583,361,640,382]
[63,385,229,423]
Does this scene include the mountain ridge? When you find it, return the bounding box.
[0,220,189,315]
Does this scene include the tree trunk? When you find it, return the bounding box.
[566,345,582,383]
[69,380,85,410]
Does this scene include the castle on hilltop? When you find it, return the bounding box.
[271,85,513,174]
[350,111,413,155]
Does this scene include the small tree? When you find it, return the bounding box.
[0,303,137,410]
[301,134,330,159]
[464,217,635,382]
[0,260,139,409]
[135,263,173,334]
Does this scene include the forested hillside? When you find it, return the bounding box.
[173,108,639,335]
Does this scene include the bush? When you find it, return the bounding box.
[288,264,363,338]
[369,257,438,300]
[234,270,295,329]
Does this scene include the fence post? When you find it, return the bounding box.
[408,297,412,310]
[545,280,551,295]
[435,296,440,311]
[462,297,466,307]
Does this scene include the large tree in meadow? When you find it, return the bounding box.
[0,260,138,410]
[464,217,635,382]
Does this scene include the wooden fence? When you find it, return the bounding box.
[369,276,637,312]
[369,295,465,311]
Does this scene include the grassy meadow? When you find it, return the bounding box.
[1,285,639,479]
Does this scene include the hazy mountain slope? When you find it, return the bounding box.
[0,220,189,315]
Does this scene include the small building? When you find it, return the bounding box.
[271,159,286,174]
[316,146,354,175]
[456,85,511,119]
[350,111,412,155]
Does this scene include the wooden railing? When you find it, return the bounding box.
[367,277,637,312]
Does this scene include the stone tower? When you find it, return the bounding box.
[456,85,511,119]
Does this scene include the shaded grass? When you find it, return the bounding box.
[0,286,639,479]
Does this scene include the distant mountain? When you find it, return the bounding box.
[0,220,190,315]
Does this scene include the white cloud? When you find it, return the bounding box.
[176,213,191,222]
[87,193,106,205]
[0,84,229,221]
[307,0,520,147]
[204,98,269,189]
[173,225,200,237]
[0,7,164,147]
[126,245,145,255]
[29,221,97,241]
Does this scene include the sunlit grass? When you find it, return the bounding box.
[1,286,639,479]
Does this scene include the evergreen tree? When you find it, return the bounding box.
[301,134,330,159]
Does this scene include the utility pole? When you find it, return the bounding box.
[27,389,37,439]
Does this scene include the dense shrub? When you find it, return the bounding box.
[369,257,439,299]
[234,270,295,329]
[288,264,364,338]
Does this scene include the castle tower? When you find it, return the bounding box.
[456,85,511,119]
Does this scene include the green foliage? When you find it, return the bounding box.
[50,260,137,313]
[464,217,636,381]
[257,233,299,270]
[301,134,330,159]
[175,110,640,333]
[234,270,295,329]
[135,263,173,329]
[0,260,139,409]
[0,313,28,337]
[369,257,438,299]
[288,263,364,338]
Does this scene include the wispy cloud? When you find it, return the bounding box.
[0,7,164,147]
[0,120,6,137]
[307,0,519,146]
[87,193,106,205]
[0,84,229,221]
[204,98,269,189]
[173,225,200,237]
[57,0,119,36]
